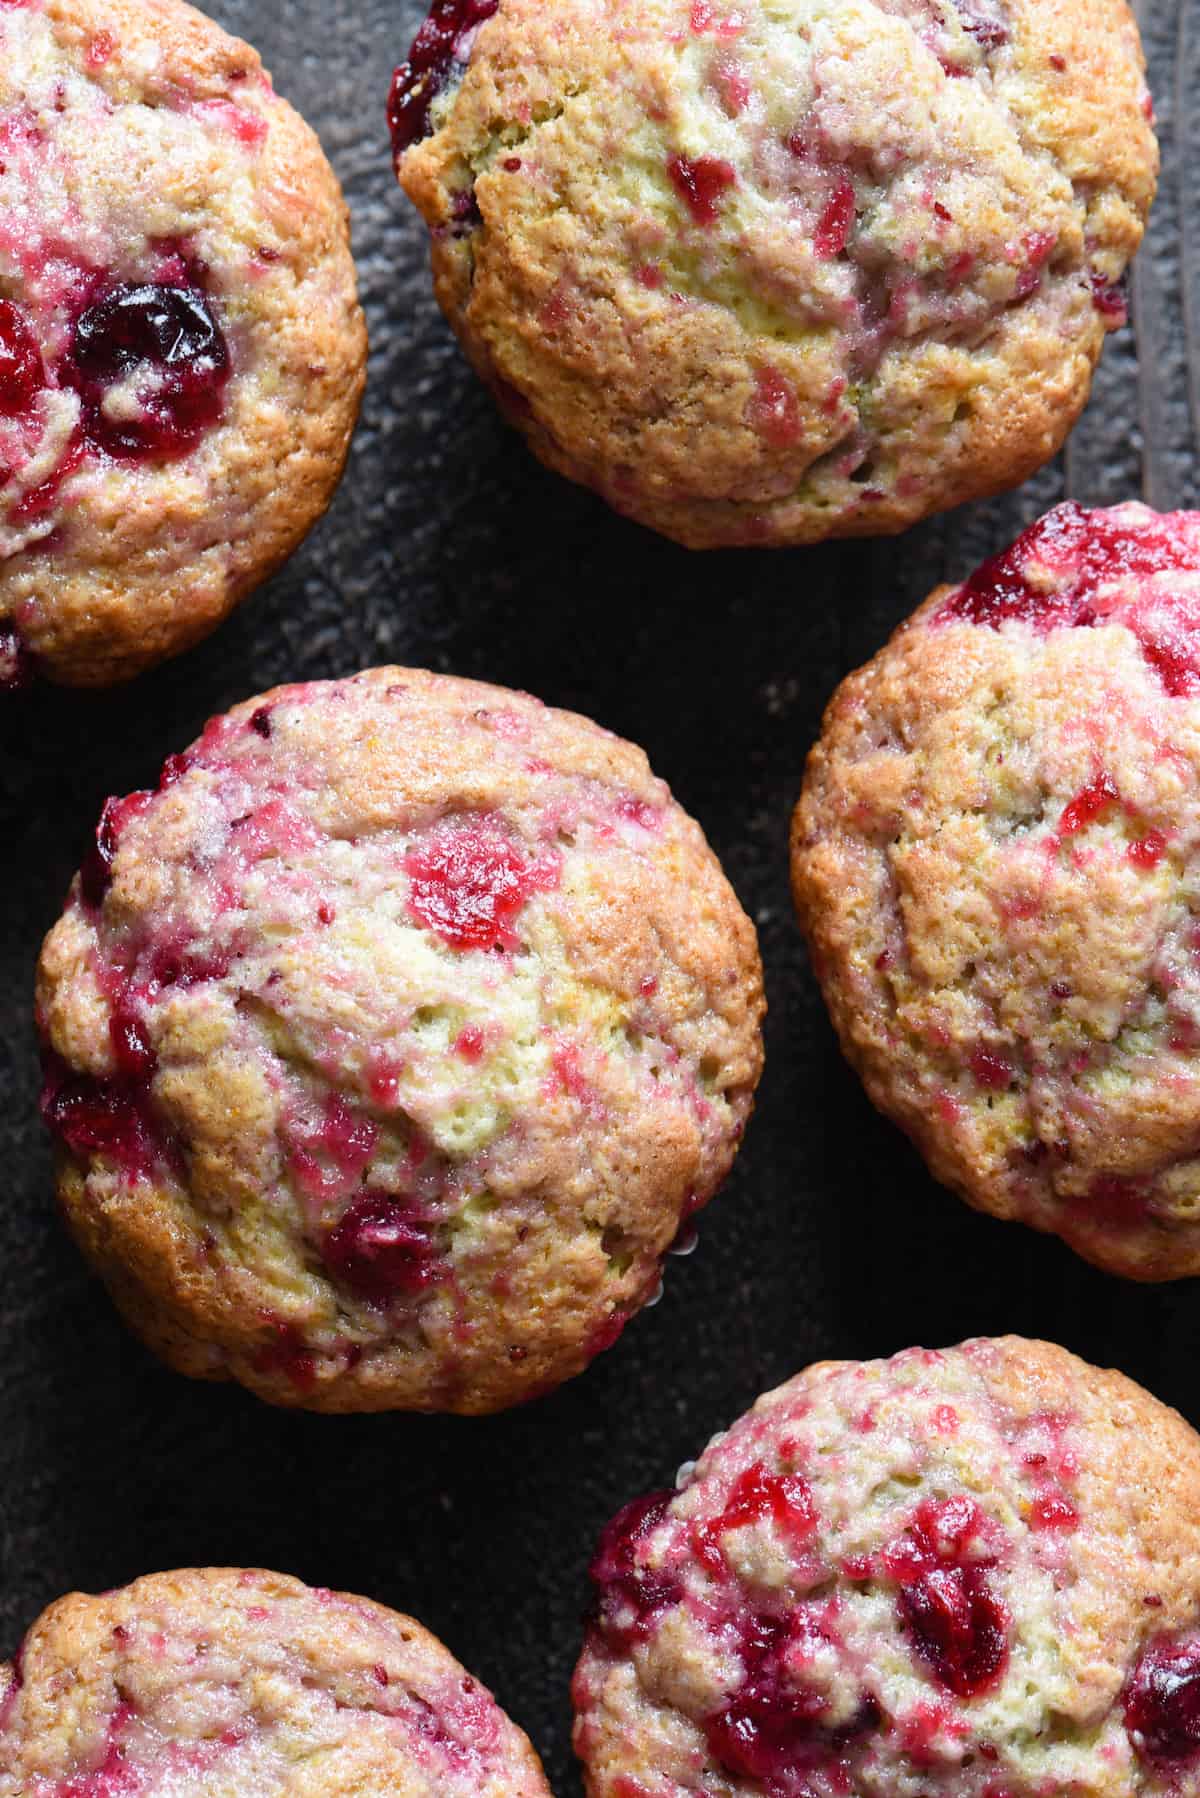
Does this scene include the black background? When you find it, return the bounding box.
[1,0,1197,1790]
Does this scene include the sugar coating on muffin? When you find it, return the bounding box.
[0,1566,550,1796]
[792,500,1200,1280]
[393,0,1155,549]
[0,0,366,687]
[573,1337,1200,1798]
[36,667,764,1412]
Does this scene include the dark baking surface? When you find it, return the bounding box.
[1,0,1197,1785]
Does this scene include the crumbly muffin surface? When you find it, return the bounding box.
[0,0,365,686]
[394,0,1154,548]
[36,667,764,1411]
[0,1567,550,1797]
[573,1337,1200,1798]
[792,501,1200,1278]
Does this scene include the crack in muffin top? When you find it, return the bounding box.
[36,667,764,1412]
[394,0,1154,546]
[572,1337,1200,1798]
[0,1567,551,1797]
[0,0,365,685]
[792,500,1200,1279]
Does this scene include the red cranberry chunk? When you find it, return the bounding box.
[707,1690,881,1794]
[0,297,43,415]
[1058,772,1121,836]
[706,1670,830,1787]
[1126,1634,1200,1766]
[705,1610,880,1793]
[970,1046,1012,1091]
[950,0,1009,48]
[748,367,802,448]
[695,1463,817,1574]
[253,1322,319,1393]
[814,176,855,258]
[900,1564,1008,1698]
[79,792,154,912]
[145,943,231,989]
[1028,1491,1078,1532]
[109,1002,156,1080]
[68,282,230,461]
[1138,620,1200,698]
[1091,272,1128,322]
[942,501,1194,629]
[1128,829,1166,868]
[322,1190,443,1303]
[667,154,737,226]
[40,1051,165,1182]
[887,1497,1010,1698]
[389,0,499,159]
[589,1491,682,1642]
[405,820,556,951]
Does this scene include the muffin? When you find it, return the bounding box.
[0,1566,550,1796]
[36,666,764,1412]
[790,500,1200,1281]
[573,1336,1200,1798]
[0,0,366,688]
[391,0,1155,550]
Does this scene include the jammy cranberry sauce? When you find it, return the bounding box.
[389,0,498,159]
[66,281,230,460]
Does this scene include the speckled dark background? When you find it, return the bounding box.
[1,0,1198,1788]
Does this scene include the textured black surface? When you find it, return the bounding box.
[1,0,1199,1789]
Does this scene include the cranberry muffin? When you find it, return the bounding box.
[391,0,1154,549]
[0,1566,550,1796]
[36,666,764,1412]
[791,500,1200,1280]
[574,1336,1200,1798]
[0,0,366,688]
